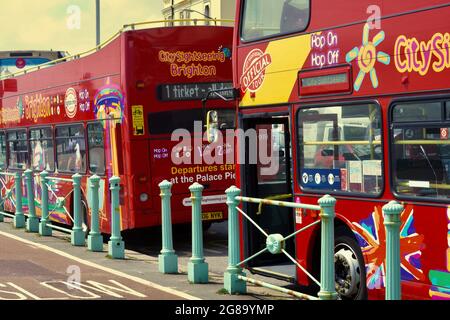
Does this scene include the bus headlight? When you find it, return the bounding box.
[140,193,149,202]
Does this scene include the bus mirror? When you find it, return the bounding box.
[206,110,219,143]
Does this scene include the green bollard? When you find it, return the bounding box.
[25,170,39,233]
[88,175,103,252]
[71,173,85,246]
[318,194,338,300]
[13,171,25,229]
[39,171,52,236]
[0,178,4,223]
[158,180,178,274]
[224,186,246,295]
[383,200,403,300]
[188,183,208,283]
[108,176,125,259]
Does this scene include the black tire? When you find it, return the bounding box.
[334,227,368,300]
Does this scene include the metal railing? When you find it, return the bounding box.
[0,171,25,228]
[0,171,125,259]
[224,186,338,300]
[155,180,404,300]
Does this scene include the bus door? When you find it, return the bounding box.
[241,115,295,282]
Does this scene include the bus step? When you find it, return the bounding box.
[249,265,296,284]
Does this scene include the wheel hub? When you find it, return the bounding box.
[334,246,361,298]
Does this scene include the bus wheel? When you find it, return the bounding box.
[334,228,367,300]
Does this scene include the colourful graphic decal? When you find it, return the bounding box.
[395,32,450,76]
[64,88,78,119]
[346,24,390,91]
[94,82,125,228]
[352,205,425,289]
[220,46,232,59]
[428,207,450,299]
[94,84,124,124]
[0,175,68,224]
[0,175,16,210]
[240,48,272,93]
[158,49,226,79]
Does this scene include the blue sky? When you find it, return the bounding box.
[0,0,163,55]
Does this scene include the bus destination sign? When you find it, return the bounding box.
[158,82,234,101]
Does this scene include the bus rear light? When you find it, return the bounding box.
[136,80,145,89]
[138,176,148,183]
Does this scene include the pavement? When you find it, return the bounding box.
[0,217,298,301]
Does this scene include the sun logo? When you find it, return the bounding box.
[346,23,390,91]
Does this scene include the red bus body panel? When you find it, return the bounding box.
[0,26,234,233]
[233,1,450,299]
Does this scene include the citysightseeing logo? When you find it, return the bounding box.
[394,32,450,76]
[64,88,78,119]
[240,49,272,93]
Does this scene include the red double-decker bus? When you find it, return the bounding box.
[230,0,450,299]
[0,23,235,233]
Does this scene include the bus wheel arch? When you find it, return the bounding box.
[310,219,368,300]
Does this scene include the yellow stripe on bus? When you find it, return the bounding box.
[241,34,312,107]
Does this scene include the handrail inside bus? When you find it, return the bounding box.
[303,140,382,146]
[0,18,234,81]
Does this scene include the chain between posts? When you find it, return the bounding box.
[225,187,338,300]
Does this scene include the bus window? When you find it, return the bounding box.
[392,100,450,199]
[257,123,288,183]
[298,104,382,194]
[87,122,105,175]
[148,108,235,135]
[56,124,86,173]
[393,102,442,122]
[0,131,6,170]
[241,0,310,41]
[30,127,54,172]
[7,130,29,170]
[446,101,450,120]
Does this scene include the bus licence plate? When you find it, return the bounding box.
[202,212,223,221]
